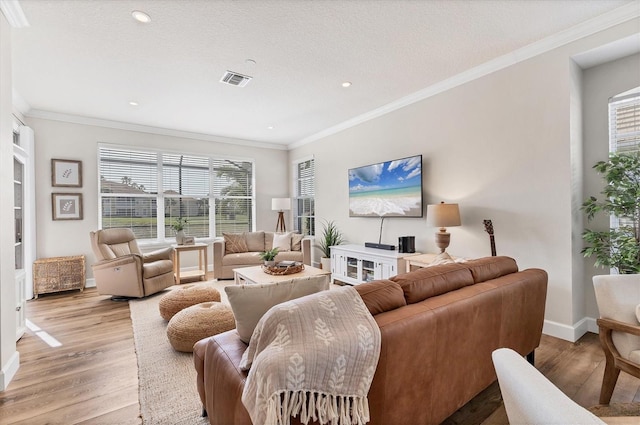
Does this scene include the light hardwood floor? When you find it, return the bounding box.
[1,288,639,425]
[1,289,140,425]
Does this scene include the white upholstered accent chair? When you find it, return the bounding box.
[492,348,606,425]
[593,274,640,404]
[90,228,175,299]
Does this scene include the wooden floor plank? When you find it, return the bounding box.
[1,287,639,425]
[0,289,141,425]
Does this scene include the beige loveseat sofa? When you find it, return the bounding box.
[213,231,311,279]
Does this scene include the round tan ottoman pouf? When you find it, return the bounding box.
[158,284,221,321]
[166,302,235,352]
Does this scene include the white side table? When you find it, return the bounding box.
[404,253,461,272]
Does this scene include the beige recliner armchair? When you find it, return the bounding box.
[593,274,640,404]
[493,348,606,425]
[90,228,175,299]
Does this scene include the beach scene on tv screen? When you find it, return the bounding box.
[349,155,422,217]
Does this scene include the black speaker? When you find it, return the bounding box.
[398,236,415,253]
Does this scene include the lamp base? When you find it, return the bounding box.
[434,230,451,253]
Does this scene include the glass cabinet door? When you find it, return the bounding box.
[14,125,34,342]
[346,256,358,279]
[362,259,375,282]
[14,158,23,270]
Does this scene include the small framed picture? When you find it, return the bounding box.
[51,159,82,187]
[52,193,83,220]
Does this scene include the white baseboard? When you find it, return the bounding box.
[0,350,20,391]
[543,316,599,342]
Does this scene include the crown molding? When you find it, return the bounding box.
[25,109,288,151]
[289,1,640,149]
[0,0,28,28]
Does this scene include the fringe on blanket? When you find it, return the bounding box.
[264,390,371,425]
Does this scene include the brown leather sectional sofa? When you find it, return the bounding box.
[193,256,548,425]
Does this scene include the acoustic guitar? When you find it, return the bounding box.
[483,219,497,257]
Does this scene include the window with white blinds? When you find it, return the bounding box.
[212,159,253,236]
[609,89,640,153]
[98,146,254,240]
[608,88,639,230]
[293,158,315,236]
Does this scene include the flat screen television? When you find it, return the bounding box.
[348,154,423,218]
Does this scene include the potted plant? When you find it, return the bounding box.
[170,217,188,245]
[317,220,345,271]
[581,152,640,274]
[259,247,279,267]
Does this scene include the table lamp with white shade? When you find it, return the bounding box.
[272,198,291,232]
[426,202,461,253]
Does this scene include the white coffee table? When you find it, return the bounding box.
[233,264,330,285]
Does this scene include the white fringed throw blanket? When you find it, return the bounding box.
[240,286,381,425]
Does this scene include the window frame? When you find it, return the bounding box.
[608,88,639,231]
[98,143,256,243]
[609,90,640,154]
[292,156,315,236]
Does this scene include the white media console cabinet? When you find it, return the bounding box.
[330,244,420,285]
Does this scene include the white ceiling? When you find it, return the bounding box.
[9,0,638,148]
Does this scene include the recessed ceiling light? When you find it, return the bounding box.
[131,10,151,23]
[245,59,257,66]
[342,81,352,88]
[267,126,274,130]
[129,101,139,106]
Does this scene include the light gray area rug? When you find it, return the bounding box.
[129,280,231,425]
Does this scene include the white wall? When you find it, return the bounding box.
[0,12,18,391]
[582,52,640,319]
[26,117,290,278]
[290,18,640,341]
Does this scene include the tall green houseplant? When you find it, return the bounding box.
[318,220,345,259]
[317,220,344,271]
[582,152,640,274]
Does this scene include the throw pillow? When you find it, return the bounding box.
[272,232,292,252]
[225,276,330,343]
[291,233,304,251]
[224,233,248,255]
[244,231,265,252]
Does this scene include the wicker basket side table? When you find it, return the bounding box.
[33,255,86,298]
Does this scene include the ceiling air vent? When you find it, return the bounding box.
[220,70,252,87]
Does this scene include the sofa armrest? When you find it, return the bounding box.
[213,239,225,278]
[597,317,640,361]
[301,237,311,266]
[598,318,640,337]
[143,246,174,263]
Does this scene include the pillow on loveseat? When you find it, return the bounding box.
[225,276,330,343]
[224,233,248,254]
[272,232,292,251]
[244,231,265,252]
[291,233,304,251]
